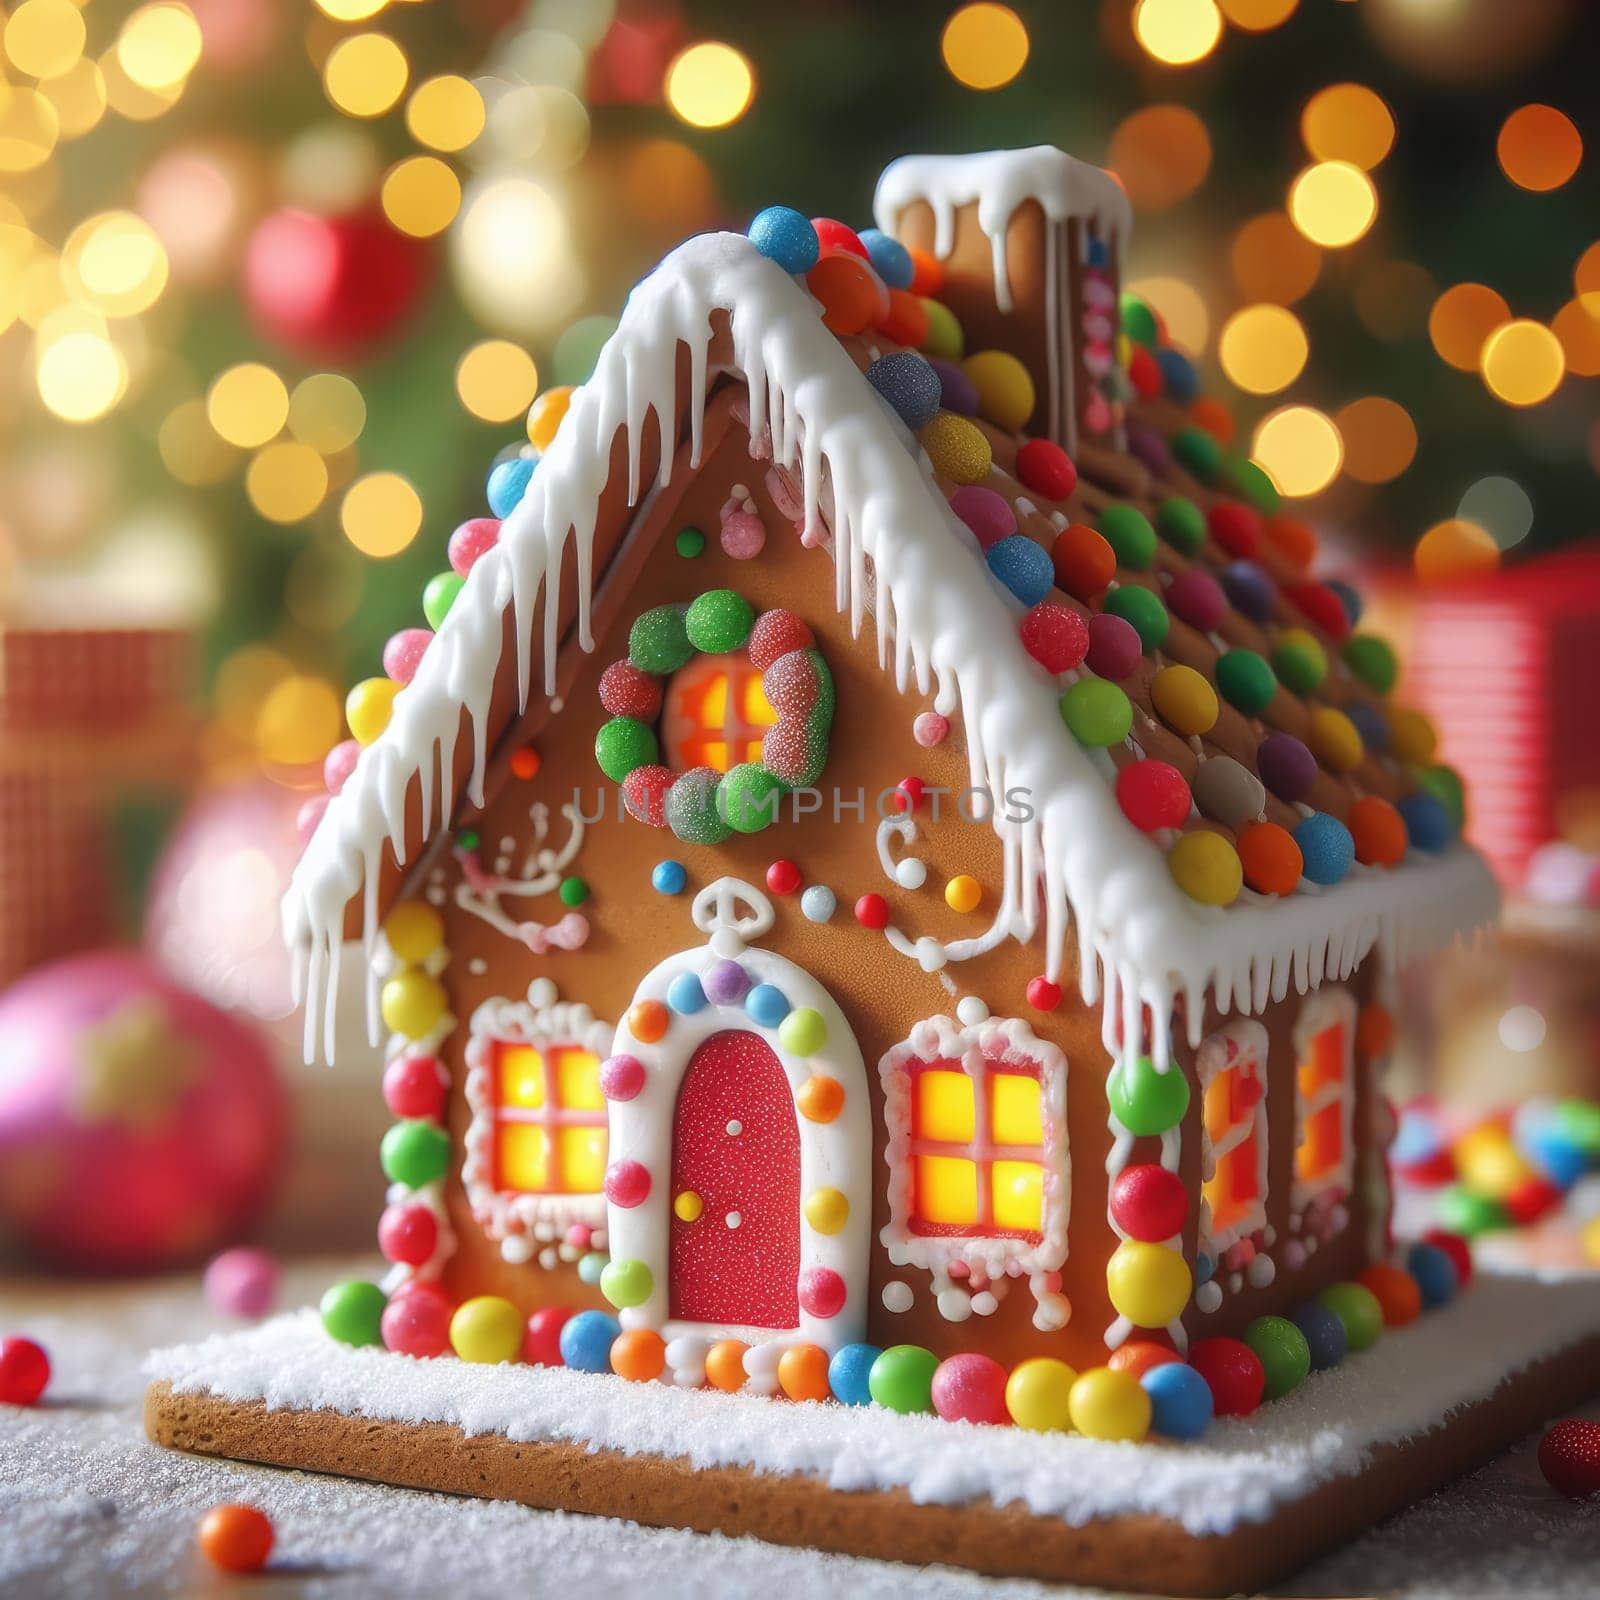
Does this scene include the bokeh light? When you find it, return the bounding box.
[1219,304,1308,394]
[100,45,185,121]
[37,58,107,141]
[323,33,409,119]
[1107,105,1212,211]
[1458,475,1534,550]
[453,174,584,336]
[1288,161,1377,247]
[313,0,387,20]
[940,4,1030,90]
[1428,282,1510,370]
[455,339,540,423]
[1414,518,1501,584]
[341,470,423,557]
[207,363,289,448]
[1218,0,1297,28]
[664,42,754,129]
[1335,396,1417,484]
[1251,405,1343,497]
[158,397,237,485]
[1354,259,1435,341]
[1301,84,1395,170]
[5,0,87,80]
[36,328,127,422]
[285,541,364,634]
[246,441,329,524]
[405,74,485,153]
[1479,318,1564,406]
[61,211,169,316]
[1576,241,1600,315]
[117,4,202,92]
[1551,299,1600,378]
[137,146,241,283]
[1127,276,1208,355]
[280,124,379,216]
[381,155,461,238]
[1133,0,1223,66]
[0,85,61,173]
[620,139,717,231]
[288,374,366,454]
[1231,212,1320,305]
[1496,104,1582,192]
[255,674,343,768]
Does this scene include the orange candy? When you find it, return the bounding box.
[705,1338,749,1392]
[879,287,930,348]
[797,1074,845,1123]
[198,1504,274,1573]
[1357,1002,1396,1060]
[629,1000,669,1043]
[777,1342,831,1402]
[611,1328,667,1382]
[1106,1340,1181,1381]
[1051,523,1117,601]
[1190,396,1235,447]
[1359,1262,1422,1327]
[1347,795,1407,867]
[1236,821,1304,896]
[906,245,944,297]
[1265,514,1318,573]
[806,253,888,336]
[510,745,541,780]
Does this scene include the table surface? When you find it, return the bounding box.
[3,1258,1597,1600]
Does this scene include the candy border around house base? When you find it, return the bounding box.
[144,1271,1600,1597]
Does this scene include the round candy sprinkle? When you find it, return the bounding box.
[666,972,707,1016]
[1108,1054,1190,1136]
[868,1344,939,1414]
[1237,821,1303,896]
[718,763,786,835]
[346,676,399,746]
[745,983,791,1026]
[1060,678,1132,746]
[857,226,913,288]
[1156,497,1207,556]
[378,1202,439,1266]
[651,859,686,895]
[797,1266,847,1319]
[913,710,950,747]
[1318,1281,1383,1352]
[1098,505,1157,570]
[1128,419,1171,480]
[765,858,802,895]
[1168,830,1243,907]
[321,1279,387,1347]
[1165,568,1227,634]
[1116,760,1191,833]
[880,288,930,347]
[1389,707,1438,765]
[1173,424,1222,482]
[1270,628,1327,695]
[1084,612,1142,681]
[577,1251,607,1284]
[920,412,992,485]
[801,885,836,921]
[828,1343,881,1407]
[525,384,573,450]
[1293,812,1355,886]
[804,1186,849,1234]
[1406,1242,1459,1308]
[1266,513,1317,571]
[599,660,663,721]
[1244,1315,1311,1399]
[776,1343,831,1401]
[928,357,977,415]
[1121,293,1159,345]
[0,1336,49,1405]
[1107,1340,1181,1381]
[685,589,755,654]
[1290,1299,1348,1370]
[1150,664,1219,737]
[1191,397,1235,444]
[1142,1361,1213,1440]
[380,969,448,1040]
[595,717,659,783]
[1110,1162,1189,1241]
[382,1282,453,1358]
[510,745,541,779]
[1359,1263,1422,1327]
[931,1352,1010,1425]
[1106,1240,1192,1327]
[1016,437,1077,500]
[558,876,588,907]
[323,736,362,794]
[1194,755,1265,827]
[1069,1366,1151,1442]
[198,1505,274,1573]
[628,999,670,1043]
[1227,456,1281,514]
[807,252,886,335]
[383,1054,445,1120]
[949,484,1015,549]
[1127,344,1162,400]
[1398,789,1454,852]
[778,1006,828,1055]
[1325,575,1362,625]
[486,456,535,518]
[747,206,819,274]
[675,525,706,558]
[628,604,693,674]
[1051,523,1117,600]
[704,959,750,1005]
[1216,649,1277,716]
[1286,580,1353,641]
[1348,795,1407,867]
[812,216,867,257]
[1343,633,1398,693]
[920,297,964,360]
[867,351,942,430]
[986,535,1054,606]
[600,1257,653,1310]
[1027,976,1062,1011]
[450,1295,523,1363]
[1019,602,1089,674]
[1417,764,1465,827]
[1189,1337,1266,1416]
[1104,584,1169,652]
[720,511,766,559]
[1308,706,1364,773]
[1220,559,1277,621]
[560,1310,622,1372]
[941,873,980,914]
[612,1328,668,1383]
[1156,347,1199,403]
[380,1119,450,1186]
[1005,1357,1077,1432]
[1208,501,1261,559]
[1257,733,1318,803]
[205,1247,280,1320]
[961,349,1035,433]
[705,1339,749,1392]
[448,516,500,577]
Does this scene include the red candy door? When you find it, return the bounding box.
[668,1029,800,1329]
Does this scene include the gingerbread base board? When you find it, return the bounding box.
[143,1273,1600,1597]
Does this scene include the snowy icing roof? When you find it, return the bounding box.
[285,183,1496,1065]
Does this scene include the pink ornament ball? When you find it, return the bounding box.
[949,485,1016,551]
[797,1267,847,1318]
[1019,602,1089,674]
[381,1282,454,1358]
[931,1352,1010,1424]
[913,711,950,748]
[524,1305,575,1366]
[604,1159,651,1208]
[203,1247,280,1320]
[1085,612,1143,681]
[600,1054,646,1102]
[296,795,328,842]
[378,1202,439,1266]
[323,738,361,796]
[448,517,501,576]
[0,1336,50,1405]
[720,510,767,560]
[382,1054,446,1120]
[382,628,433,687]
[1109,1163,1189,1242]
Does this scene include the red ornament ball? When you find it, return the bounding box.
[1015,437,1078,501]
[1208,501,1262,559]
[604,1158,651,1209]
[1019,603,1089,674]
[0,1336,50,1405]
[382,1054,445,1120]
[1189,1337,1266,1416]
[1026,976,1062,1011]
[797,1266,847,1318]
[599,660,663,721]
[1422,1228,1472,1287]
[854,893,890,930]
[524,1305,576,1366]
[1538,1418,1600,1500]
[1109,1163,1189,1242]
[377,1202,439,1267]
[198,1504,274,1573]
[765,859,802,894]
[931,1351,1011,1424]
[380,1282,453,1357]
[811,217,868,258]
[1115,760,1192,832]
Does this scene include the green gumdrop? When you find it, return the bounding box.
[1244,1315,1311,1399]
[675,526,706,558]
[1556,1098,1600,1157]
[380,1119,451,1187]
[423,572,465,630]
[1173,426,1222,483]
[1343,634,1398,694]
[1224,455,1281,515]
[867,1344,939,1414]
[1059,678,1132,747]
[777,1006,828,1056]
[1271,637,1327,696]
[1417,764,1466,828]
[1317,1282,1384,1353]
[665,767,732,844]
[1120,293,1159,347]
[1216,648,1278,715]
[685,589,755,654]
[1108,1055,1190,1136]
[718,762,787,834]
[1104,584,1169,652]
[600,1257,653,1309]
[629,604,693,674]
[595,716,658,783]
[1099,504,1157,571]
[321,1279,388,1347]
[558,876,588,906]
[1157,497,1206,556]
[1436,1184,1507,1237]
[552,313,617,386]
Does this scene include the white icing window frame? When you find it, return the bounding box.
[879,1015,1070,1286]
[1292,986,1358,1215]
[463,977,613,1244]
[1196,1019,1270,1259]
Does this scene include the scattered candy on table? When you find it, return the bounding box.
[203,1248,280,1320]
[198,1504,274,1573]
[0,1336,50,1406]
[1538,1418,1600,1500]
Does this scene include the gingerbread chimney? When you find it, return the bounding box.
[874,147,1131,456]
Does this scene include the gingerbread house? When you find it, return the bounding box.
[284,147,1497,1396]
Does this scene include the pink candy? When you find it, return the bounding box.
[447,517,501,576]
[949,485,1016,552]
[382,1054,446,1120]
[931,1352,1010,1425]
[203,1247,280,1320]
[1165,568,1228,634]
[720,510,766,560]
[378,1202,439,1267]
[1085,611,1142,681]
[604,1159,651,1208]
[381,1282,453,1358]
[382,628,433,687]
[295,795,328,842]
[323,738,361,796]
[913,711,950,748]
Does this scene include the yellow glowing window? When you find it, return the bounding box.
[492,1042,606,1195]
[661,652,777,773]
[1296,1021,1349,1186]
[915,1069,975,1142]
[992,1160,1044,1233]
[1297,1022,1345,1102]
[992,1072,1043,1145]
[915,1153,978,1225]
[1202,1062,1264,1240]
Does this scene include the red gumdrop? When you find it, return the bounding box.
[323,738,361,795]
[1115,760,1192,833]
[1423,1228,1472,1287]
[1109,1163,1189,1241]
[381,1283,453,1358]
[599,660,663,720]
[0,1336,50,1405]
[1285,581,1352,641]
[854,893,889,929]
[378,1203,439,1266]
[524,1306,576,1366]
[811,217,868,258]
[622,764,675,827]
[1506,1175,1563,1225]
[806,253,889,335]
[296,796,328,842]
[766,859,802,894]
[1015,437,1078,502]
[1085,611,1143,681]
[797,1267,847,1319]
[748,609,814,671]
[1189,1337,1266,1416]
[1208,501,1262,559]
[383,1054,445,1120]
[1165,569,1228,634]
[1127,345,1163,400]
[448,517,501,576]
[1026,977,1062,1011]
[1019,603,1090,674]
[382,628,433,687]
[931,1352,1011,1425]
